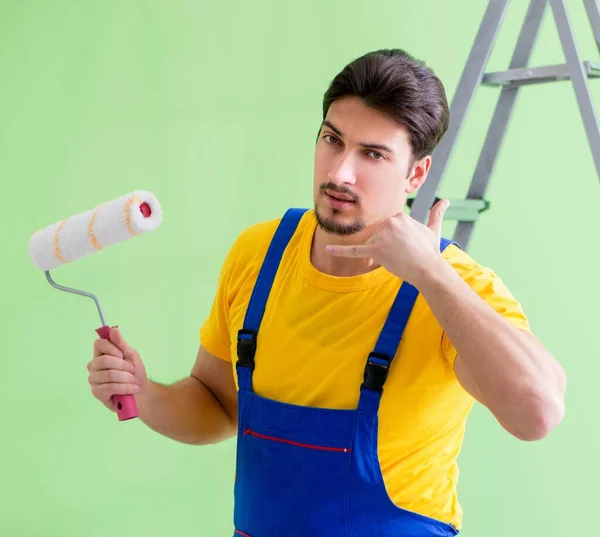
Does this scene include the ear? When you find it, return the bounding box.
[404,156,431,194]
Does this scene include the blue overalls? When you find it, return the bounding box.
[233,208,460,537]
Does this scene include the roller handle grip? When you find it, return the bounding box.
[96,325,139,421]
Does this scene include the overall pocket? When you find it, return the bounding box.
[244,428,352,453]
[235,426,352,537]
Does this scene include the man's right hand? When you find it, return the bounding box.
[87,327,148,413]
[87,326,237,444]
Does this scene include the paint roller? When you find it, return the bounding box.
[28,190,163,421]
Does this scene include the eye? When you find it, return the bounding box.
[323,134,339,144]
[367,150,385,161]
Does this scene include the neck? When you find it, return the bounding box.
[310,224,380,277]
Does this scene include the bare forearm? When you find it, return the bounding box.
[416,260,566,441]
[135,377,237,445]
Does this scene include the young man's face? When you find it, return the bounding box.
[313,96,430,236]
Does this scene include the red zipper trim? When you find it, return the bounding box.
[234,531,252,537]
[244,428,351,453]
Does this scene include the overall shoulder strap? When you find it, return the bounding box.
[236,208,307,385]
[357,236,461,413]
[440,236,461,251]
[358,280,419,414]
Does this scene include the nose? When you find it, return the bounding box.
[327,153,357,186]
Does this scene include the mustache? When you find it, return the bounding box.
[319,182,360,203]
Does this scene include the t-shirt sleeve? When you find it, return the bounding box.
[441,247,531,365]
[199,218,280,362]
[199,240,241,363]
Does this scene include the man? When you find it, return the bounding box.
[87,49,567,536]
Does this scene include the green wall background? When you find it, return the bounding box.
[1,1,598,535]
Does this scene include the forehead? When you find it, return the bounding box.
[323,96,412,150]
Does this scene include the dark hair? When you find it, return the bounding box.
[322,49,449,160]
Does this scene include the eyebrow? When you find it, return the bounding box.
[322,120,396,155]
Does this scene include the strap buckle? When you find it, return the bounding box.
[361,352,392,393]
[236,329,257,370]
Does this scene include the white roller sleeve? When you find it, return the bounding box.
[28,190,163,271]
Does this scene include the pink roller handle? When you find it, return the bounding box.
[96,325,139,421]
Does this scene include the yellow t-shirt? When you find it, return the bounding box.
[199,209,530,530]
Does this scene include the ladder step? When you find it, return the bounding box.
[482,61,600,86]
[406,198,490,222]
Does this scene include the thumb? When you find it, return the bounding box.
[109,327,147,384]
[427,199,450,233]
[109,327,139,360]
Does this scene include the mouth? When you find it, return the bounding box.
[323,190,357,210]
[324,190,356,203]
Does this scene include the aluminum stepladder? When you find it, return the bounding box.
[408,0,600,250]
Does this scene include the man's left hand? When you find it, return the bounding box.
[326,199,450,286]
